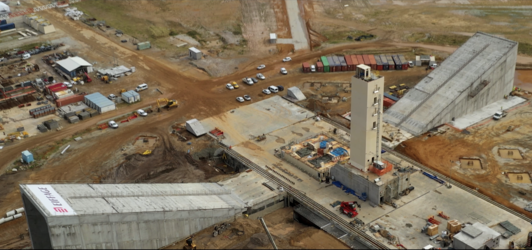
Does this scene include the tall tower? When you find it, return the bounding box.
[350,65,384,172]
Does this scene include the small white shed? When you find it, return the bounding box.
[269,33,277,44]
[189,47,202,60]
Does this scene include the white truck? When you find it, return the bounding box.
[493,111,507,120]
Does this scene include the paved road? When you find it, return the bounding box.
[277,0,309,51]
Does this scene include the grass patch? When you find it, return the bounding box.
[407,33,470,47]
[518,42,532,56]
[322,29,374,44]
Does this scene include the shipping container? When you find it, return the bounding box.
[379,55,389,71]
[392,55,403,70]
[0,23,15,31]
[362,55,370,67]
[48,85,67,95]
[0,20,6,25]
[398,55,409,70]
[302,62,311,73]
[368,55,377,70]
[338,56,347,71]
[327,56,336,72]
[54,90,74,100]
[316,61,324,72]
[374,55,383,70]
[383,97,396,108]
[386,55,395,70]
[332,56,341,72]
[356,55,364,67]
[46,83,65,94]
[351,55,359,66]
[321,56,330,72]
[55,94,86,107]
[137,41,151,50]
[344,55,354,71]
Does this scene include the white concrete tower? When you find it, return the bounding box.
[349,65,384,172]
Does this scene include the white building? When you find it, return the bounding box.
[189,47,202,60]
[269,33,277,44]
[349,65,384,172]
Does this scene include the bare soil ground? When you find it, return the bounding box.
[396,94,532,218]
[164,207,349,249]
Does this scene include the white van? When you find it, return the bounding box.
[136,83,148,92]
[268,85,279,93]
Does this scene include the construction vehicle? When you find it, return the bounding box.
[139,150,152,156]
[84,72,92,82]
[340,201,360,218]
[256,134,266,142]
[120,89,126,93]
[183,236,197,250]
[101,75,111,84]
[157,98,178,111]
[399,83,409,90]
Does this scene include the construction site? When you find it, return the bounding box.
[2,0,532,249]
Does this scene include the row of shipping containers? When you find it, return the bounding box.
[45,83,67,96]
[311,55,409,73]
[29,105,56,119]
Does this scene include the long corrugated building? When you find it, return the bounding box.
[84,92,116,113]
[384,32,518,135]
[20,183,246,249]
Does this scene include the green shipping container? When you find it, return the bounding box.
[321,56,330,72]
[137,41,151,50]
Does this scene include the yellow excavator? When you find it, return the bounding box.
[183,236,197,250]
[139,150,152,156]
[157,98,178,111]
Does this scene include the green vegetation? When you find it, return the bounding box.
[322,29,374,44]
[407,33,470,47]
[169,30,178,36]
[232,25,242,35]
[518,42,532,56]
[187,30,201,39]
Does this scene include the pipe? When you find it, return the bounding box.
[61,145,71,155]
[6,210,15,217]
[15,207,24,214]
[259,217,278,250]
[13,213,22,219]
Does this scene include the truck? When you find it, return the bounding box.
[340,201,360,218]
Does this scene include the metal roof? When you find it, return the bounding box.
[20,183,246,217]
[189,47,201,53]
[384,32,518,135]
[270,33,277,39]
[218,171,278,206]
[97,65,131,76]
[85,92,115,108]
[55,56,92,72]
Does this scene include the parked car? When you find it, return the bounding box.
[256,73,266,80]
[268,86,279,93]
[231,81,240,89]
[493,111,507,120]
[22,53,30,60]
[137,109,148,117]
[408,61,414,68]
[236,96,245,102]
[310,65,316,72]
[430,63,438,69]
[262,89,271,95]
[280,68,288,75]
[257,64,266,70]
[282,57,291,62]
[66,82,74,88]
[243,95,251,101]
[251,78,258,83]
[108,120,118,128]
[226,83,234,90]
[277,85,284,91]
[245,78,254,85]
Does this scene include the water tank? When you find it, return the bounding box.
[6,210,15,217]
[15,207,24,214]
[320,141,327,149]
[13,214,22,219]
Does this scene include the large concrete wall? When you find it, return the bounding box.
[22,192,244,249]
[281,152,321,180]
[424,45,517,130]
[330,165,381,205]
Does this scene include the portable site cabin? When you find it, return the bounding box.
[121,90,140,104]
[189,47,202,60]
[84,92,116,113]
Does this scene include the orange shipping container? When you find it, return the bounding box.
[368,55,377,70]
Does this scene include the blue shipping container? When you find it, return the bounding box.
[0,23,15,31]
[0,20,6,25]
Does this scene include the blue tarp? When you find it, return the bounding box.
[330,147,348,157]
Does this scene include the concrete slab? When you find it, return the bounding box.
[200,96,314,146]
[276,0,309,51]
[201,97,532,249]
[450,96,526,129]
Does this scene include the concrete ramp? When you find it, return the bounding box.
[287,87,306,101]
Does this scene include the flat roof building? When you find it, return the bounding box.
[20,183,246,249]
[384,32,518,135]
[84,92,116,113]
